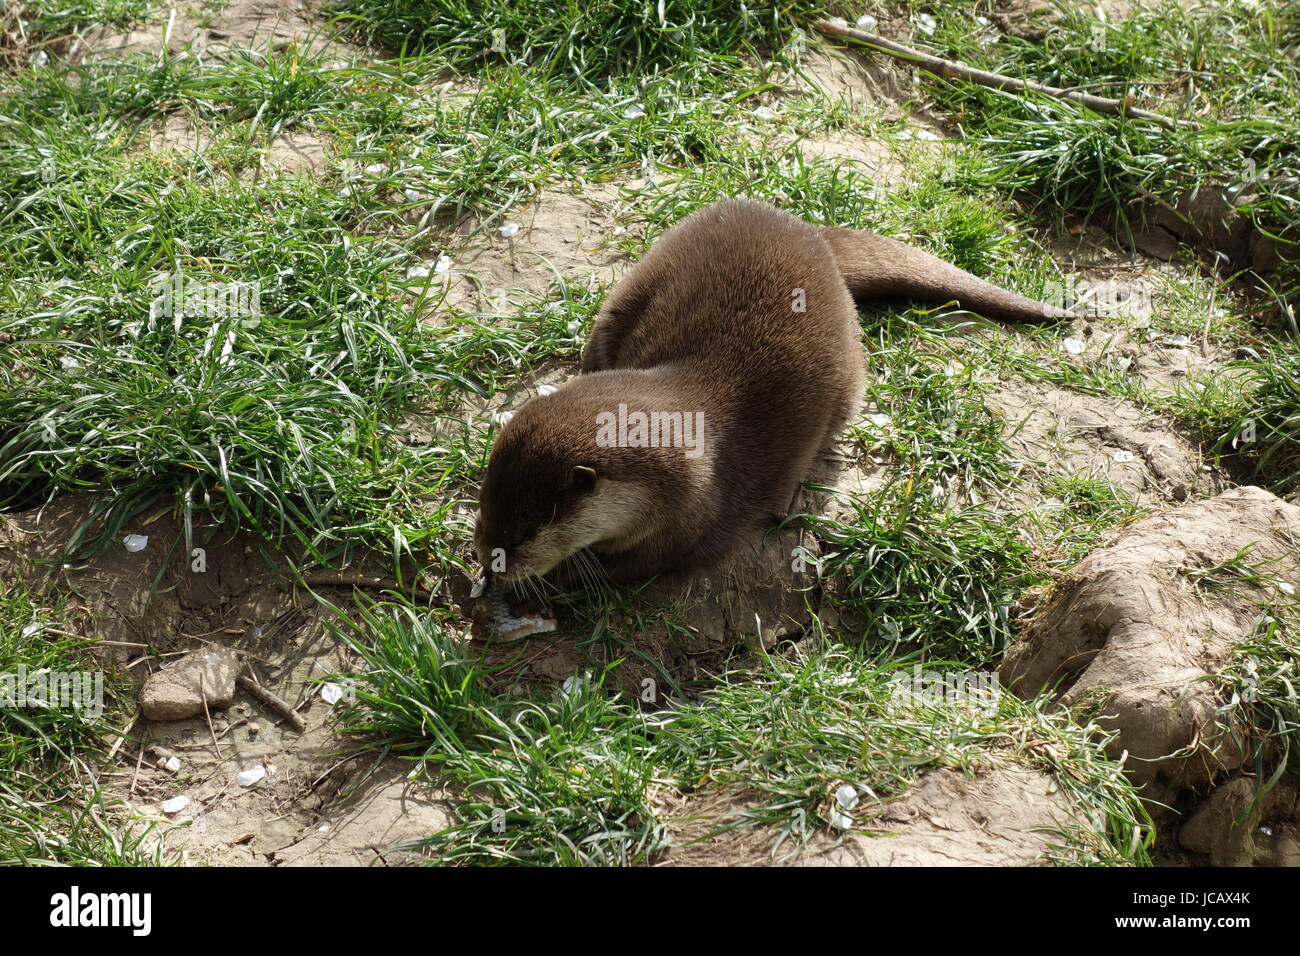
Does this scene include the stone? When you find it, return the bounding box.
[140,646,240,720]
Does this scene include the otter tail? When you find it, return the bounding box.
[819,226,1072,323]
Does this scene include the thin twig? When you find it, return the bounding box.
[202,690,225,760]
[300,570,435,594]
[237,673,307,733]
[812,20,1198,131]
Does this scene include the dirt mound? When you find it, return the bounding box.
[992,381,1219,508]
[1177,776,1300,866]
[1001,486,1300,805]
[661,766,1080,866]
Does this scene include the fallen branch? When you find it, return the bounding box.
[812,19,1197,131]
[237,674,307,734]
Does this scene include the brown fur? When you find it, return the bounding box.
[475,199,1067,587]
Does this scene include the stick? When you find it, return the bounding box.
[811,20,1197,131]
[236,674,307,734]
[300,570,435,595]
[201,690,225,760]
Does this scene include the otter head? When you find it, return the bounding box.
[474,397,650,583]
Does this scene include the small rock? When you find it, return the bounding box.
[139,646,240,721]
[161,795,190,815]
[236,765,267,788]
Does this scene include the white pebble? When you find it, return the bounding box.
[164,756,182,773]
[561,674,591,697]
[364,163,386,175]
[123,534,149,553]
[499,222,520,239]
[1062,337,1086,355]
[434,254,452,274]
[827,17,847,27]
[856,14,878,31]
[538,384,558,396]
[236,766,267,788]
[868,413,892,427]
[1112,450,1135,464]
[752,105,775,120]
[161,796,190,814]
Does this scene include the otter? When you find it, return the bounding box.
[474,199,1068,590]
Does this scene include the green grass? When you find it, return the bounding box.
[329,0,842,87]
[329,599,1151,865]
[0,580,161,864]
[15,0,156,41]
[1165,344,1300,493]
[1214,608,1300,789]
[901,0,1300,313]
[0,160,482,568]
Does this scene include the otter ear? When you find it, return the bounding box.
[572,465,598,493]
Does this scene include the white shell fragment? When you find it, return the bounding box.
[123,534,149,552]
[499,223,520,239]
[161,796,190,814]
[164,756,182,773]
[1062,337,1086,355]
[236,766,267,788]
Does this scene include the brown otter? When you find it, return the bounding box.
[474,199,1067,590]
